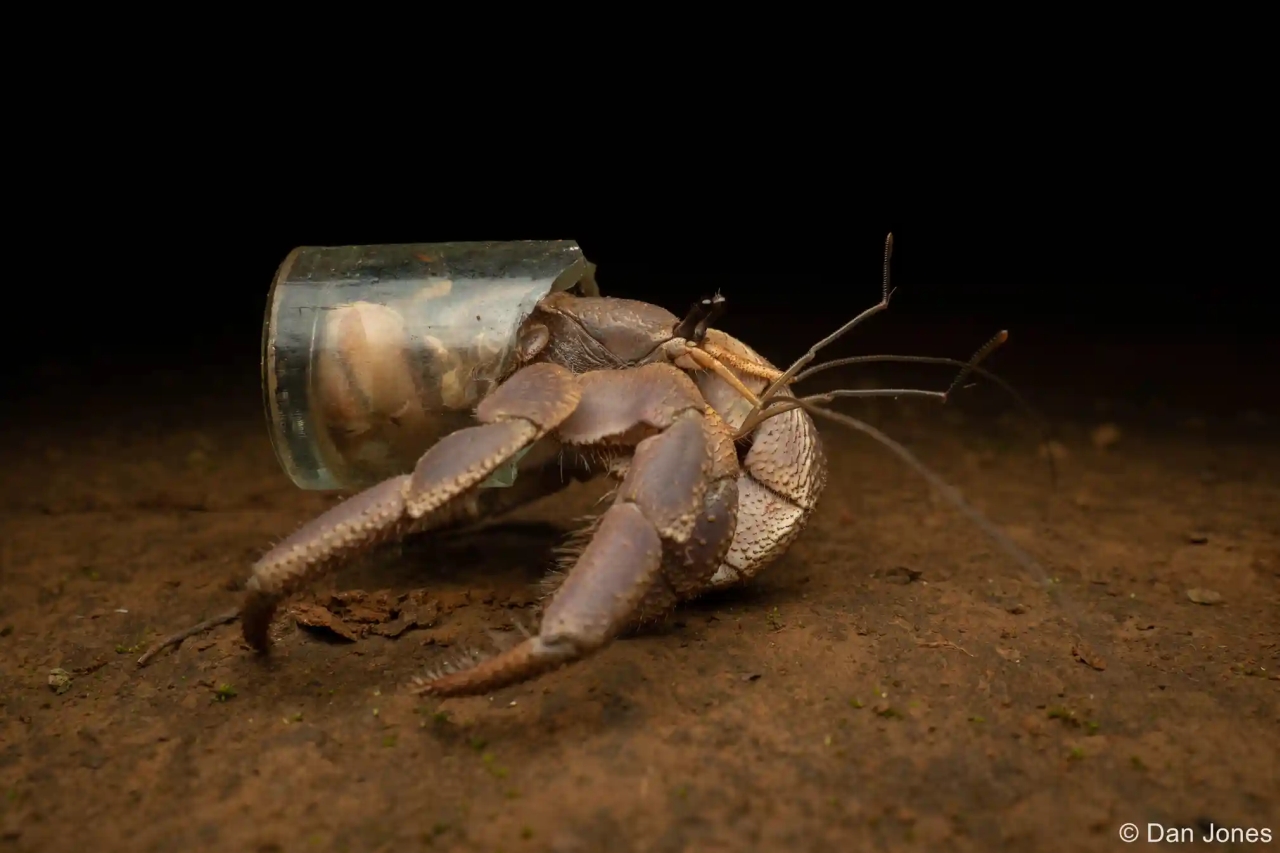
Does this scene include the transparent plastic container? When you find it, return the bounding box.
[262,240,599,490]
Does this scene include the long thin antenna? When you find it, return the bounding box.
[798,401,1052,585]
[790,396,1106,671]
[735,330,1010,440]
[945,330,1008,400]
[728,380,1113,679]
[743,233,896,428]
[791,351,1058,488]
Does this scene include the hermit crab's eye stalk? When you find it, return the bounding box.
[672,300,708,341]
[693,293,727,342]
[672,293,727,344]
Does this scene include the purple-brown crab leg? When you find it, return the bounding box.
[241,362,582,651]
[413,363,741,697]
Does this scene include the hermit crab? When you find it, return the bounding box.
[140,236,1045,692]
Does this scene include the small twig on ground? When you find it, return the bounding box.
[72,659,112,676]
[891,617,974,656]
[136,608,240,667]
[917,639,975,657]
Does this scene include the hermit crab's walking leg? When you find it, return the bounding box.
[683,332,828,590]
[413,363,741,697]
[240,362,583,652]
[712,388,827,589]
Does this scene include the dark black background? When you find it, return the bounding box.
[9,180,1270,422]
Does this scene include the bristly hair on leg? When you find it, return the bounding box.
[412,611,542,693]
[412,645,492,688]
[544,510,607,599]
[543,453,624,600]
[487,612,536,652]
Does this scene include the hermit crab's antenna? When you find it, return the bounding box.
[799,400,1047,579]
[770,391,1107,669]
[791,348,1058,487]
[724,279,1100,661]
[734,331,1009,439]
[743,232,896,429]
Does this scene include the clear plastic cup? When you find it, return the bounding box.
[262,240,598,490]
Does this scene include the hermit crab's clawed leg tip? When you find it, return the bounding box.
[239,474,412,646]
[241,590,277,653]
[411,637,573,697]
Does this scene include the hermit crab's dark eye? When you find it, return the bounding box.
[673,293,727,343]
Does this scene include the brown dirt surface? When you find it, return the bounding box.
[2,333,1277,852]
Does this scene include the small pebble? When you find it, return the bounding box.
[1090,423,1122,450]
[884,566,922,585]
[1186,588,1223,605]
[48,668,73,695]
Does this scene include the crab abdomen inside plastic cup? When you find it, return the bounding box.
[261,240,598,491]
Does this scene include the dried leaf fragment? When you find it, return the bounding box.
[293,604,359,642]
[1072,641,1107,671]
[372,615,416,638]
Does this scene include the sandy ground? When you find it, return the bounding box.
[1,330,1277,852]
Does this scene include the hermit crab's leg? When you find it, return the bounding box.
[413,363,740,697]
[597,406,741,626]
[240,362,582,652]
[677,335,829,590]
